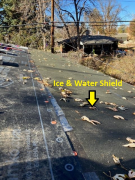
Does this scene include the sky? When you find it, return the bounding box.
[58,0,135,28]
[118,0,135,21]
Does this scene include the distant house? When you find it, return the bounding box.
[113,33,129,43]
[57,35,118,54]
[80,35,118,54]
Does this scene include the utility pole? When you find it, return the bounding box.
[51,0,54,53]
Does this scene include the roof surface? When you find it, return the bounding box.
[80,35,118,45]
[57,35,118,45]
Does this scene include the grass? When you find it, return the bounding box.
[105,55,135,85]
[79,54,135,85]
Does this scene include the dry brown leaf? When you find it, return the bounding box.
[113,115,124,120]
[74,98,83,102]
[106,107,118,112]
[105,102,110,105]
[127,91,132,93]
[133,112,135,115]
[61,91,69,98]
[89,106,97,110]
[64,89,72,95]
[81,116,100,125]
[80,102,89,107]
[110,103,117,106]
[75,110,80,114]
[112,155,120,165]
[45,77,51,80]
[122,97,127,100]
[126,137,135,143]
[99,101,104,104]
[43,80,52,87]
[123,143,135,147]
[28,70,34,73]
[106,90,112,94]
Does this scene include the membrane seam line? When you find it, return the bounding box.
[26,53,55,180]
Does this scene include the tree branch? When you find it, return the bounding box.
[59,7,76,23]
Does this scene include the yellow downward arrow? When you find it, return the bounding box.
[86,90,99,107]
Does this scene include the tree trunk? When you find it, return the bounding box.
[76,22,80,50]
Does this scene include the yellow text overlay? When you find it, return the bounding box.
[54,80,122,87]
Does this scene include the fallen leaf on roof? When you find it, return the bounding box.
[106,90,112,94]
[68,77,73,80]
[128,169,135,178]
[60,98,67,102]
[89,106,97,110]
[23,80,27,84]
[23,76,30,80]
[74,98,83,102]
[123,143,135,147]
[127,91,132,93]
[133,112,135,115]
[61,91,70,98]
[118,106,128,110]
[45,77,51,80]
[122,97,127,100]
[110,103,117,106]
[29,60,34,63]
[113,174,128,180]
[59,87,63,91]
[64,89,72,95]
[6,79,11,82]
[105,102,110,105]
[106,107,118,111]
[75,110,80,114]
[113,115,124,120]
[28,70,34,73]
[80,102,89,107]
[99,101,104,104]
[112,155,120,165]
[34,77,41,81]
[23,69,27,71]
[126,137,135,143]
[81,116,100,125]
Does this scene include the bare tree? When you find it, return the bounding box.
[55,0,95,49]
[97,0,122,35]
[86,8,104,34]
